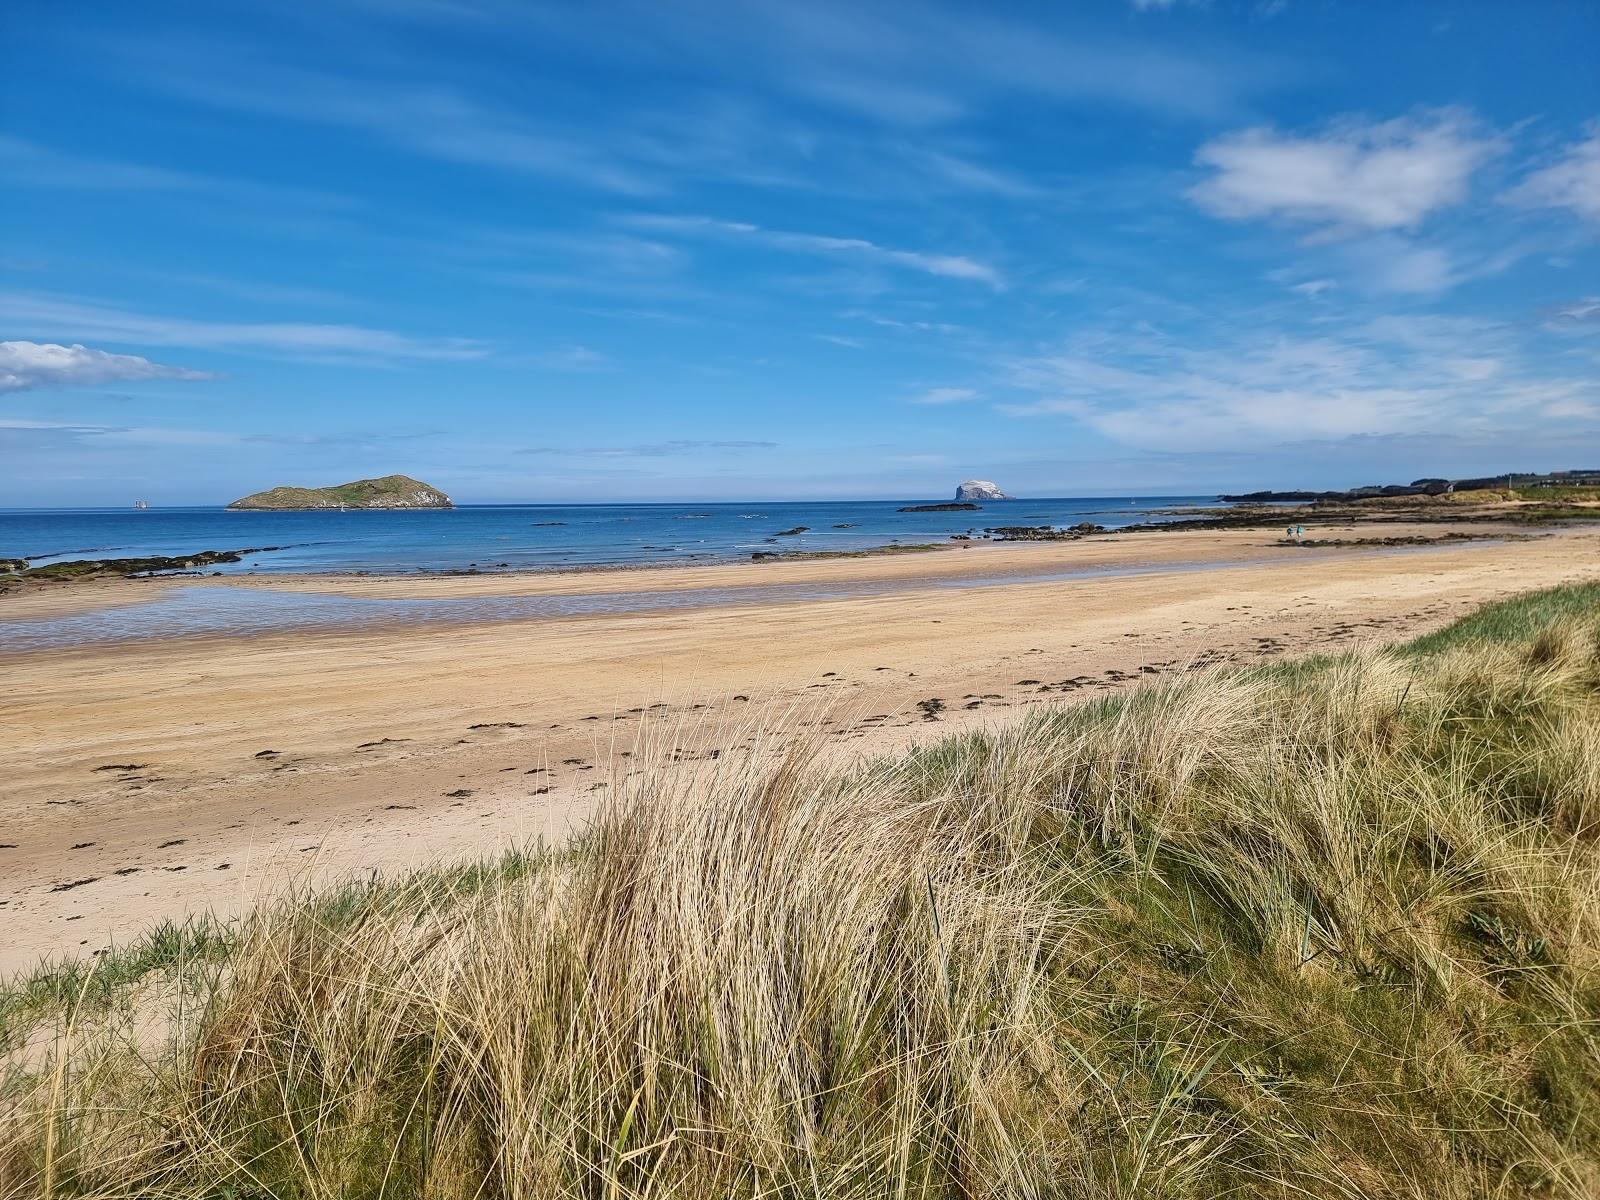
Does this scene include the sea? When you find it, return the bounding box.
[1,497,1224,575]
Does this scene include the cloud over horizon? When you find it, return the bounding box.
[0,340,215,393]
[998,313,1596,457]
[0,295,487,365]
[1189,110,1501,234]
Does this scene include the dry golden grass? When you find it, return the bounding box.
[5,584,1600,1198]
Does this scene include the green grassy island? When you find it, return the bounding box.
[226,474,452,510]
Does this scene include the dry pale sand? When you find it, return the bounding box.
[2,524,1595,974]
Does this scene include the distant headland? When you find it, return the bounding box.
[227,474,453,511]
[1222,469,1600,503]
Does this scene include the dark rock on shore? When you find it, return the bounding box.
[772,526,810,537]
[899,502,981,512]
[985,522,1106,541]
[13,547,292,581]
[1283,533,1516,548]
[753,543,946,562]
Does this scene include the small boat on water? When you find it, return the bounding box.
[132,500,150,510]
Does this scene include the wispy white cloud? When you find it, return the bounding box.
[1339,237,1460,294]
[0,341,215,393]
[1190,109,1501,234]
[1547,296,1600,333]
[0,294,487,364]
[909,386,979,405]
[0,417,429,451]
[998,316,1594,453]
[761,2,1283,122]
[796,76,967,126]
[437,1,1287,123]
[845,312,968,336]
[1289,278,1337,297]
[0,136,353,212]
[137,54,657,194]
[518,439,777,457]
[523,345,615,371]
[1504,127,1600,224]
[888,145,1040,197]
[0,418,237,449]
[623,215,1003,287]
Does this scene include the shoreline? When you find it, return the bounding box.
[0,524,1548,643]
[4,524,1598,972]
[8,493,1581,592]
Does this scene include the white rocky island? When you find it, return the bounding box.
[955,479,1010,501]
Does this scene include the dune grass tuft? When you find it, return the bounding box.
[6,586,1600,1197]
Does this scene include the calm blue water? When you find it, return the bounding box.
[0,498,1220,574]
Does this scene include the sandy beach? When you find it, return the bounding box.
[3,522,1597,973]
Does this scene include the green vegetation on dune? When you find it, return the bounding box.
[7,586,1600,1197]
[1515,486,1600,503]
[1404,581,1600,654]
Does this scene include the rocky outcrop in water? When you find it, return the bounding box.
[955,479,1009,501]
[227,474,452,510]
[9,547,291,581]
[985,523,1105,542]
[899,503,980,513]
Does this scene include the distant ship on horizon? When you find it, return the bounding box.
[132,499,150,510]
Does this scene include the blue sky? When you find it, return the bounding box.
[2,0,1597,505]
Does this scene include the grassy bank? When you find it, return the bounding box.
[1515,486,1600,504]
[5,585,1600,1197]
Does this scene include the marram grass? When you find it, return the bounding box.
[6,584,1600,1198]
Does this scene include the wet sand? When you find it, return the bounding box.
[2,523,1596,973]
